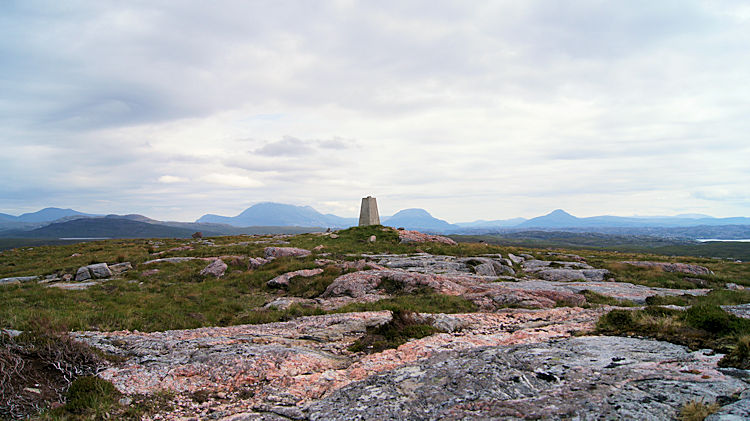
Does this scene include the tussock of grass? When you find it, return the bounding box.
[678,399,721,421]
[348,310,441,353]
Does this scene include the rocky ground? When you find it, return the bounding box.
[4,229,749,419]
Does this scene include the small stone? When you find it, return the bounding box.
[726,283,744,291]
[119,396,132,406]
[330,234,339,239]
[23,387,41,394]
[369,235,377,243]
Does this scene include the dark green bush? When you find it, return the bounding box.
[64,376,120,414]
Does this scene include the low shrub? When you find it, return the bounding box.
[677,399,720,421]
[348,310,441,353]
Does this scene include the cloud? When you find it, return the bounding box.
[199,173,263,188]
[1,1,749,220]
[158,175,187,184]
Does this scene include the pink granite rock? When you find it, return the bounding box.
[264,247,312,259]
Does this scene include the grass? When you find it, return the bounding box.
[348,310,442,353]
[595,304,750,368]
[677,399,721,421]
[579,290,638,307]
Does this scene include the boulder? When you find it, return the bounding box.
[368,235,377,243]
[507,253,524,264]
[267,268,324,288]
[75,266,92,281]
[199,259,227,278]
[248,257,271,269]
[88,263,112,279]
[264,247,312,259]
[109,262,132,275]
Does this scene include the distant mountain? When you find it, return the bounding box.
[196,202,356,228]
[0,218,219,239]
[383,208,455,233]
[0,213,16,222]
[455,218,527,228]
[518,209,582,228]
[15,207,96,223]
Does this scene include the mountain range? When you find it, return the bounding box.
[1,204,750,241]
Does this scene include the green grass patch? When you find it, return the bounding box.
[348,310,441,353]
[595,304,750,369]
[580,290,638,307]
[336,293,478,314]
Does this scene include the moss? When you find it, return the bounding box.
[63,376,120,414]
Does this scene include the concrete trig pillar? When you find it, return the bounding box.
[358,196,380,226]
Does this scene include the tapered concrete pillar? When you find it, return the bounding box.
[358,196,380,226]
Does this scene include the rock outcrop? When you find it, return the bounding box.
[306,336,747,421]
[623,261,714,276]
[397,230,457,245]
[264,247,312,259]
[267,269,324,288]
[522,259,610,281]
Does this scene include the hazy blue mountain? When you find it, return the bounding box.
[0,213,16,222]
[454,218,527,228]
[518,209,582,228]
[16,207,95,223]
[383,208,455,232]
[196,202,356,228]
[0,218,220,239]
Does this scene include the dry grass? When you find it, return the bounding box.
[678,399,720,421]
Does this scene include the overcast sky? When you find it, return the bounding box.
[2,1,749,222]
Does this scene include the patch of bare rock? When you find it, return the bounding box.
[267,269,324,288]
[522,258,611,282]
[397,229,457,245]
[623,260,714,276]
[306,336,748,421]
[75,307,606,419]
[264,247,311,259]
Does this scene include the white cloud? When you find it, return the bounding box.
[200,173,263,188]
[158,175,187,184]
[0,1,749,220]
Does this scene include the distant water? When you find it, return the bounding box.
[59,237,111,240]
[696,239,750,243]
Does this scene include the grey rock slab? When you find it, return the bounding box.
[707,390,750,420]
[264,247,312,259]
[267,268,324,288]
[0,276,38,285]
[722,303,750,319]
[305,336,747,421]
[505,280,708,304]
[142,257,200,265]
[47,281,101,290]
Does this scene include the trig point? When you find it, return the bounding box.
[358,196,380,226]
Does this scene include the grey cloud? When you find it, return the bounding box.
[254,136,315,157]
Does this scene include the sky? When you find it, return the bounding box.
[1,0,749,223]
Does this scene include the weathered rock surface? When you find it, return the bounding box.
[248,257,272,269]
[505,280,709,304]
[306,336,748,421]
[363,253,514,277]
[75,307,606,419]
[707,389,750,420]
[623,261,714,276]
[264,247,312,259]
[109,262,133,275]
[0,275,38,285]
[143,257,202,265]
[722,303,750,319]
[200,259,228,278]
[522,259,610,281]
[267,269,324,288]
[397,230,457,245]
[321,269,585,309]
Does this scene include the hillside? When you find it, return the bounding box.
[0,218,214,239]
